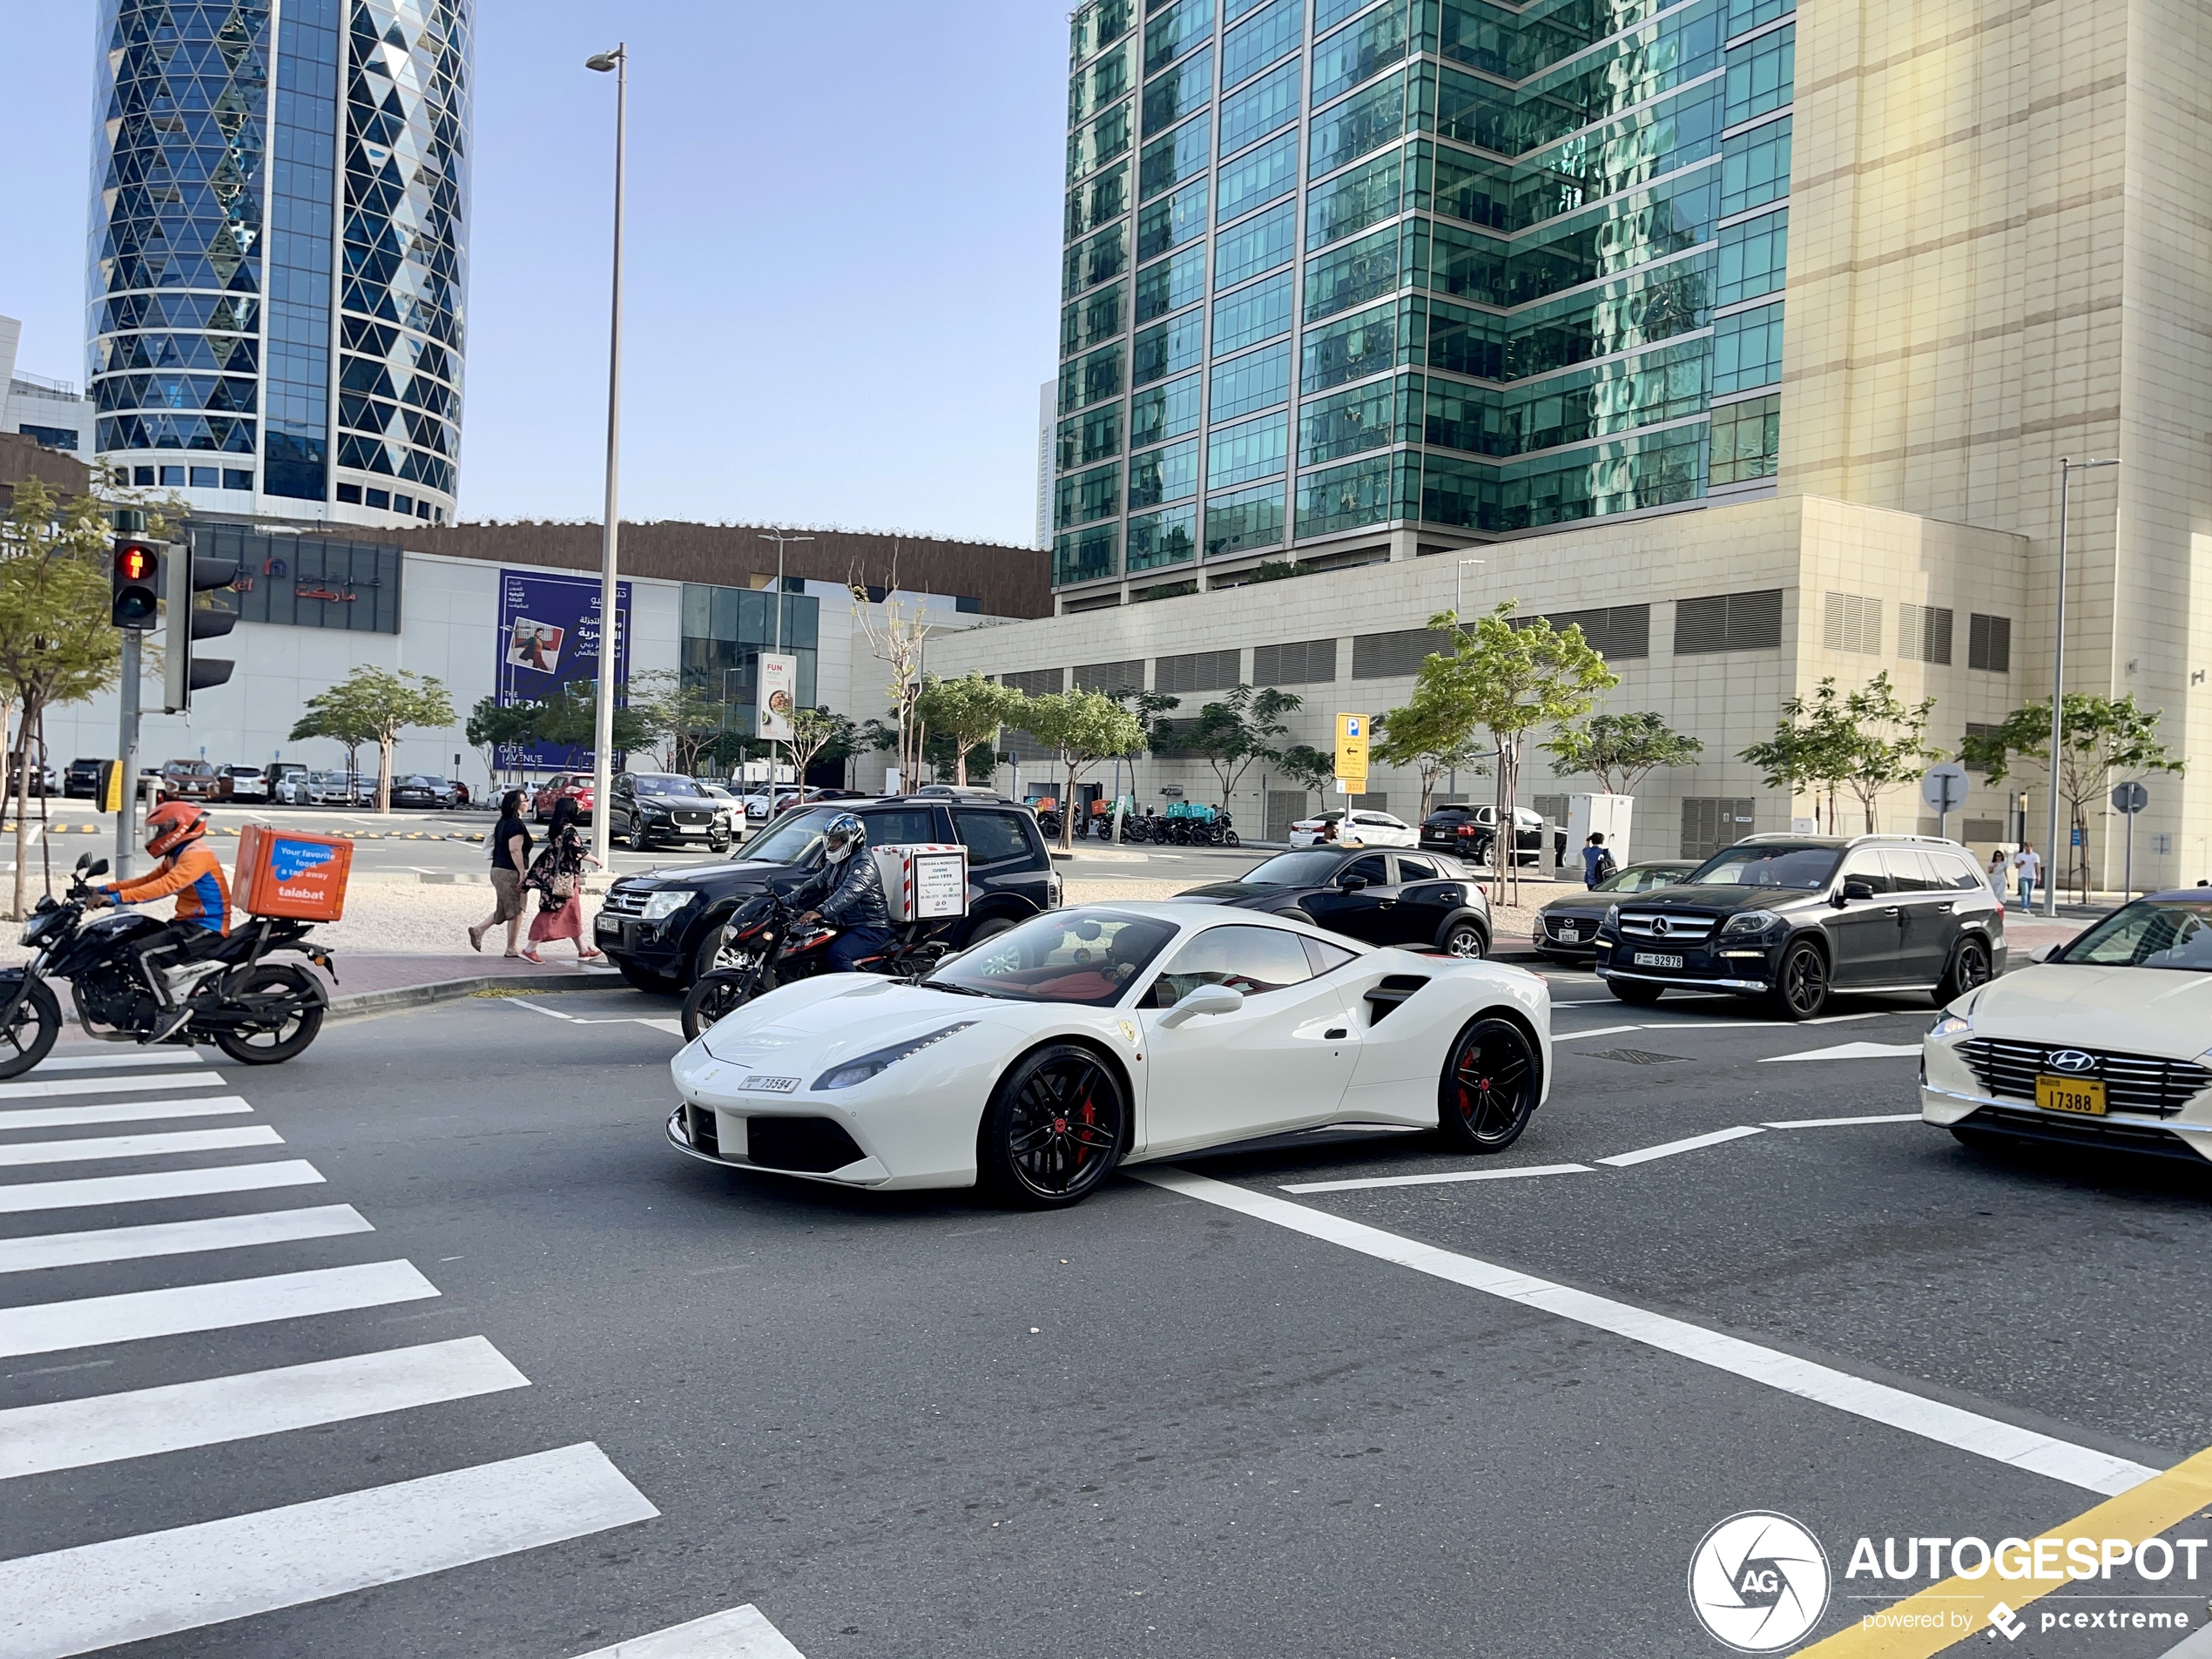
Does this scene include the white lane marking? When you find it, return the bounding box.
[0,1441,657,1659]
[0,1124,283,1170]
[1595,1125,1767,1167]
[0,1159,324,1216]
[0,1204,372,1276]
[507,998,582,1022]
[566,1604,808,1658]
[24,1052,209,1074]
[1549,1025,1643,1042]
[632,1017,685,1035]
[1761,1041,1924,1063]
[1284,1163,1592,1194]
[0,1336,528,1481]
[1135,1168,2157,1495]
[0,1070,227,1102]
[1763,1113,1924,1129]
[503,1001,683,1035]
[0,1259,437,1359]
[0,1095,254,1132]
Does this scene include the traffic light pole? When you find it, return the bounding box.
[115,631,141,880]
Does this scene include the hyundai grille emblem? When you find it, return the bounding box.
[2047,1049,2096,1074]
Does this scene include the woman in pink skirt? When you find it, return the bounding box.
[521,795,602,962]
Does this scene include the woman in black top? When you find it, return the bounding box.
[469,789,534,956]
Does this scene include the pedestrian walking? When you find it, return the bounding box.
[2012,841,2041,910]
[1581,832,1616,888]
[1986,846,2009,897]
[469,790,534,957]
[520,795,602,963]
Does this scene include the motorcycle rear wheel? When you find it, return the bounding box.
[681,967,762,1042]
[212,964,325,1065]
[0,977,62,1079]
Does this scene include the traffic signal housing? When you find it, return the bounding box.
[111,538,161,629]
[163,541,240,713]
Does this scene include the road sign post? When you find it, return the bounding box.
[1919,761,1971,842]
[2111,780,2148,900]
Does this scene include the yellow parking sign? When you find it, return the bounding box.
[1334,712,1370,786]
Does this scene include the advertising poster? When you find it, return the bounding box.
[756,652,798,741]
[495,570,632,772]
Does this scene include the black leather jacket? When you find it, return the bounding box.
[801,848,892,932]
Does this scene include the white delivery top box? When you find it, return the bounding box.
[871,842,969,921]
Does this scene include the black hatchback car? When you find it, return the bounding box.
[1593,834,2005,1019]
[596,796,1059,990]
[1177,846,1494,957]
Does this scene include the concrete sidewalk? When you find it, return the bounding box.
[313,952,624,1018]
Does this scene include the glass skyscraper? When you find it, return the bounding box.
[1055,0,1793,598]
[87,0,472,529]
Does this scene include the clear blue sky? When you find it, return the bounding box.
[0,3,1065,547]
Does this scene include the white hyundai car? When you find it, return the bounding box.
[1288,808,1418,849]
[667,902,1552,1206]
[1921,891,2212,1166]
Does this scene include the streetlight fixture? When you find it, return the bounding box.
[756,532,814,786]
[585,42,627,869]
[2045,456,2119,917]
[1456,556,1486,619]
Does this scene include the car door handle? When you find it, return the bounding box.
[1882,906,1901,916]
[1325,1028,1349,1040]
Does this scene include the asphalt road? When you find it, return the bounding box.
[3,974,2208,1659]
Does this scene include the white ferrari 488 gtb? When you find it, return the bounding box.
[667,902,1552,1207]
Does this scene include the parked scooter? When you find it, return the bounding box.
[678,887,948,1041]
[0,854,334,1077]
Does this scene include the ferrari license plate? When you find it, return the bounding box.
[2036,1075,2106,1116]
[1634,952,1684,969]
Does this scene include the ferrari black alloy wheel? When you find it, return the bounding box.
[980,1042,1127,1208]
[1437,1016,1539,1152]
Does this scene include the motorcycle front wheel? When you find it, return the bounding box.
[0,976,62,1079]
[681,967,763,1042]
[212,963,325,1065]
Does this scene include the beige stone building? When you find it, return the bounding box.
[943,0,2209,878]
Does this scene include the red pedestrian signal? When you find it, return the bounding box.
[111,539,161,630]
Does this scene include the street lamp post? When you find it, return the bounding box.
[585,44,627,871]
[1456,556,1485,619]
[756,532,814,788]
[2045,456,2119,917]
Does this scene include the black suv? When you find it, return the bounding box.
[1594,834,2005,1019]
[596,796,1060,990]
[63,759,103,799]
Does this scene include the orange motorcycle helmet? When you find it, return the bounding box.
[145,800,211,859]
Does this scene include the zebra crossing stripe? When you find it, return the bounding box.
[0,1124,283,1169]
[0,1204,372,1276]
[0,1095,255,1133]
[0,1442,657,1659]
[0,1159,325,1215]
[0,1335,529,1481]
[0,1071,228,1102]
[25,1052,208,1074]
[0,1259,437,1359]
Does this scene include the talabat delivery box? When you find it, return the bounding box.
[234,825,353,921]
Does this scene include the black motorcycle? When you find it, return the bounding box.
[678,887,948,1042]
[0,854,335,1078]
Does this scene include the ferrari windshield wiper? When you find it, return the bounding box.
[922,980,996,998]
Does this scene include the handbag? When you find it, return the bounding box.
[549,870,577,900]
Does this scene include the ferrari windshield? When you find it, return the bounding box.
[1684,845,1841,889]
[2056,899,2212,972]
[1238,851,1351,887]
[926,911,1177,1006]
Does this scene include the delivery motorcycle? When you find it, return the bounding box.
[678,887,948,1042]
[0,854,336,1078]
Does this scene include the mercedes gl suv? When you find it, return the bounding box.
[1593,834,2006,1019]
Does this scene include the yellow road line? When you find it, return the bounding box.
[1799,1442,2212,1656]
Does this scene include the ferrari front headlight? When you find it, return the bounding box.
[814,1022,975,1090]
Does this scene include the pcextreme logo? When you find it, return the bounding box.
[1689,1512,1832,1652]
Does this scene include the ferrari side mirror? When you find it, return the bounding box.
[2031,941,2060,964]
[1159,982,1244,1028]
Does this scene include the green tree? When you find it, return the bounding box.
[0,480,144,916]
[624,669,723,776]
[1010,690,1146,850]
[786,706,856,788]
[1270,743,1336,795]
[506,681,656,771]
[1372,691,1494,825]
[1543,711,1704,798]
[290,666,456,813]
[1838,672,1940,836]
[1739,678,1858,834]
[1426,604,1618,900]
[463,696,534,788]
[1186,684,1301,806]
[914,673,1028,786]
[1961,693,2184,900]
